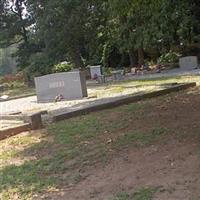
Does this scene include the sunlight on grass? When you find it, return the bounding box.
[90,75,200,98]
[0,135,40,163]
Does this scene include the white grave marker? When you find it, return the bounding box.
[90,65,102,79]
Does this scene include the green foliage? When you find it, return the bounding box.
[103,67,112,76]
[158,51,179,64]
[3,81,25,89]
[113,187,157,200]
[0,0,200,76]
[133,187,157,200]
[53,62,73,73]
[27,52,53,77]
[114,192,130,200]
[0,46,17,75]
[114,127,168,148]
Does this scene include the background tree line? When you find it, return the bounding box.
[0,0,199,77]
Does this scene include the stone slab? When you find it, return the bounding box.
[52,82,196,122]
[35,71,88,103]
[179,56,198,70]
[0,123,31,140]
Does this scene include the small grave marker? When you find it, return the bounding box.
[179,56,198,70]
[90,65,102,79]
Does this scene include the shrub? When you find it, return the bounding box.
[53,62,73,73]
[3,81,25,89]
[0,72,24,84]
[103,67,112,76]
[158,51,179,64]
[28,53,53,76]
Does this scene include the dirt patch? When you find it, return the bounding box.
[52,141,199,200]
[37,87,200,200]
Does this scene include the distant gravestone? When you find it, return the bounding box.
[179,56,198,70]
[90,65,102,79]
[111,70,124,80]
[34,71,88,103]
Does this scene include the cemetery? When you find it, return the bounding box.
[1,1,200,200]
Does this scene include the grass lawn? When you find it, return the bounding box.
[1,78,200,199]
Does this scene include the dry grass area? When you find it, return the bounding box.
[89,75,200,98]
[0,86,35,98]
[1,75,200,100]
[1,85,200,200]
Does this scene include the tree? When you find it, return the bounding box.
[1,0,200,76]
[0,0,37,70]
[26,0,108,69]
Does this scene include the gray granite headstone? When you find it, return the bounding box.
[35,71,88,103]
[90,65,102,79]
[179,56,198,70]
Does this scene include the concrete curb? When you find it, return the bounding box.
[0,123,31,140]
[0,111,46,140]
[0,93,35,102]
[53,82,196,122]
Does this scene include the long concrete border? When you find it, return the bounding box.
[0,82,196,141]
[53,82,196,122]
[0,111,45,141]
[0,123,31,140]
[0,93,35,102]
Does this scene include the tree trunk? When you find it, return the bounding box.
[15,0,29,47]
[71,47,84,69]
[128,48,135,67]
[138,47,144,66]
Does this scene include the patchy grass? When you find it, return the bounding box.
[122,75,200,86]
[114,192,130,200]
[133,187,157,200]
[0,160,57,200]
[1,82,200,199]
[0,135,39,163]
[90,75,200,98]
[0,103,152,199]
[0,97,174,199]
[114,127,168,148]
[113,187,157,200]
[0,150,17,161]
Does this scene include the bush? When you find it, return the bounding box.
[3,81,25,89]
[53,62,73,73]
[103,67,112,76]
[0,72,24,84]
[158,51,179,64]
[28,53,53,76]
